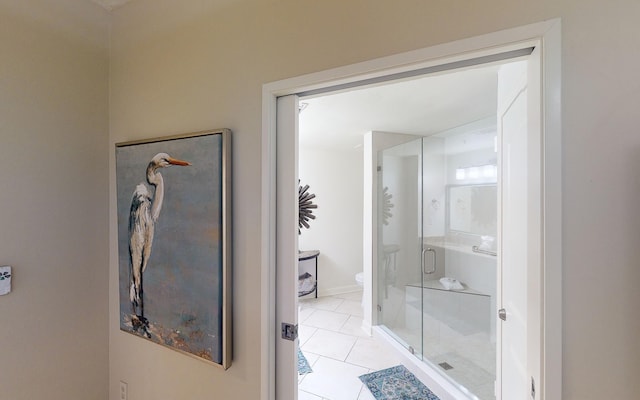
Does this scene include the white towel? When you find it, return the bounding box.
[478,235,496,251]
[0,266,11,295]
[439,277,464,291]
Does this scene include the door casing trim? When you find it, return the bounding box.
[261,19,561,400]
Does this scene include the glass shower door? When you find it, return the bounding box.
[421,129,497,400]
[377,137,424,359]
[376,128,497,400]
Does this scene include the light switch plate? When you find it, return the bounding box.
[0,266,11,296]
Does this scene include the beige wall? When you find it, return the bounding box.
[0,1,110,399]
[0,0,627,399]
[109,1,640,399]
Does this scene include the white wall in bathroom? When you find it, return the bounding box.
[298,146,364,295]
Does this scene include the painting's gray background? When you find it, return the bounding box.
[116,133,223,363]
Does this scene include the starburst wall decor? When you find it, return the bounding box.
[382,186,394,225]
[298,181,317,234]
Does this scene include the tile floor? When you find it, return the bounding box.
[298,289,496,400]
[297,291,403,400]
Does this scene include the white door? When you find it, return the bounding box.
[275,94,300,400]
[497,49,542,399]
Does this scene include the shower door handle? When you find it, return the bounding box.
[422,247,436,274]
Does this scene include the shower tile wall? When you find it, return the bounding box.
[377,120,498,400]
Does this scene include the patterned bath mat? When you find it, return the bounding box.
[298,349,312,375]
[359,365,440,400]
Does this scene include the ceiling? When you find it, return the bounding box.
[299,63,501,151]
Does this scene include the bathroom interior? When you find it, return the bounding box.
[297,62,507,400]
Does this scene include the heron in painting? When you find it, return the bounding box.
[128,152,190,336]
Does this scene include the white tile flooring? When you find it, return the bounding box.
[298,289,496,400]
[297,291,403,400]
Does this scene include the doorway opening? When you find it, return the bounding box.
[297,59,513,400]
[262,20,561,400]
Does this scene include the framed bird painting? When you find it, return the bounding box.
[115,129,232,369]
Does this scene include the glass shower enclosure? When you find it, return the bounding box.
[376,122,497,400]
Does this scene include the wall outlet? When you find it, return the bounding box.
[119,381,128,400]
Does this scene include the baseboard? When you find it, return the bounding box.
[318,284,361,297]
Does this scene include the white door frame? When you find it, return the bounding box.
[261,19,561,400]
